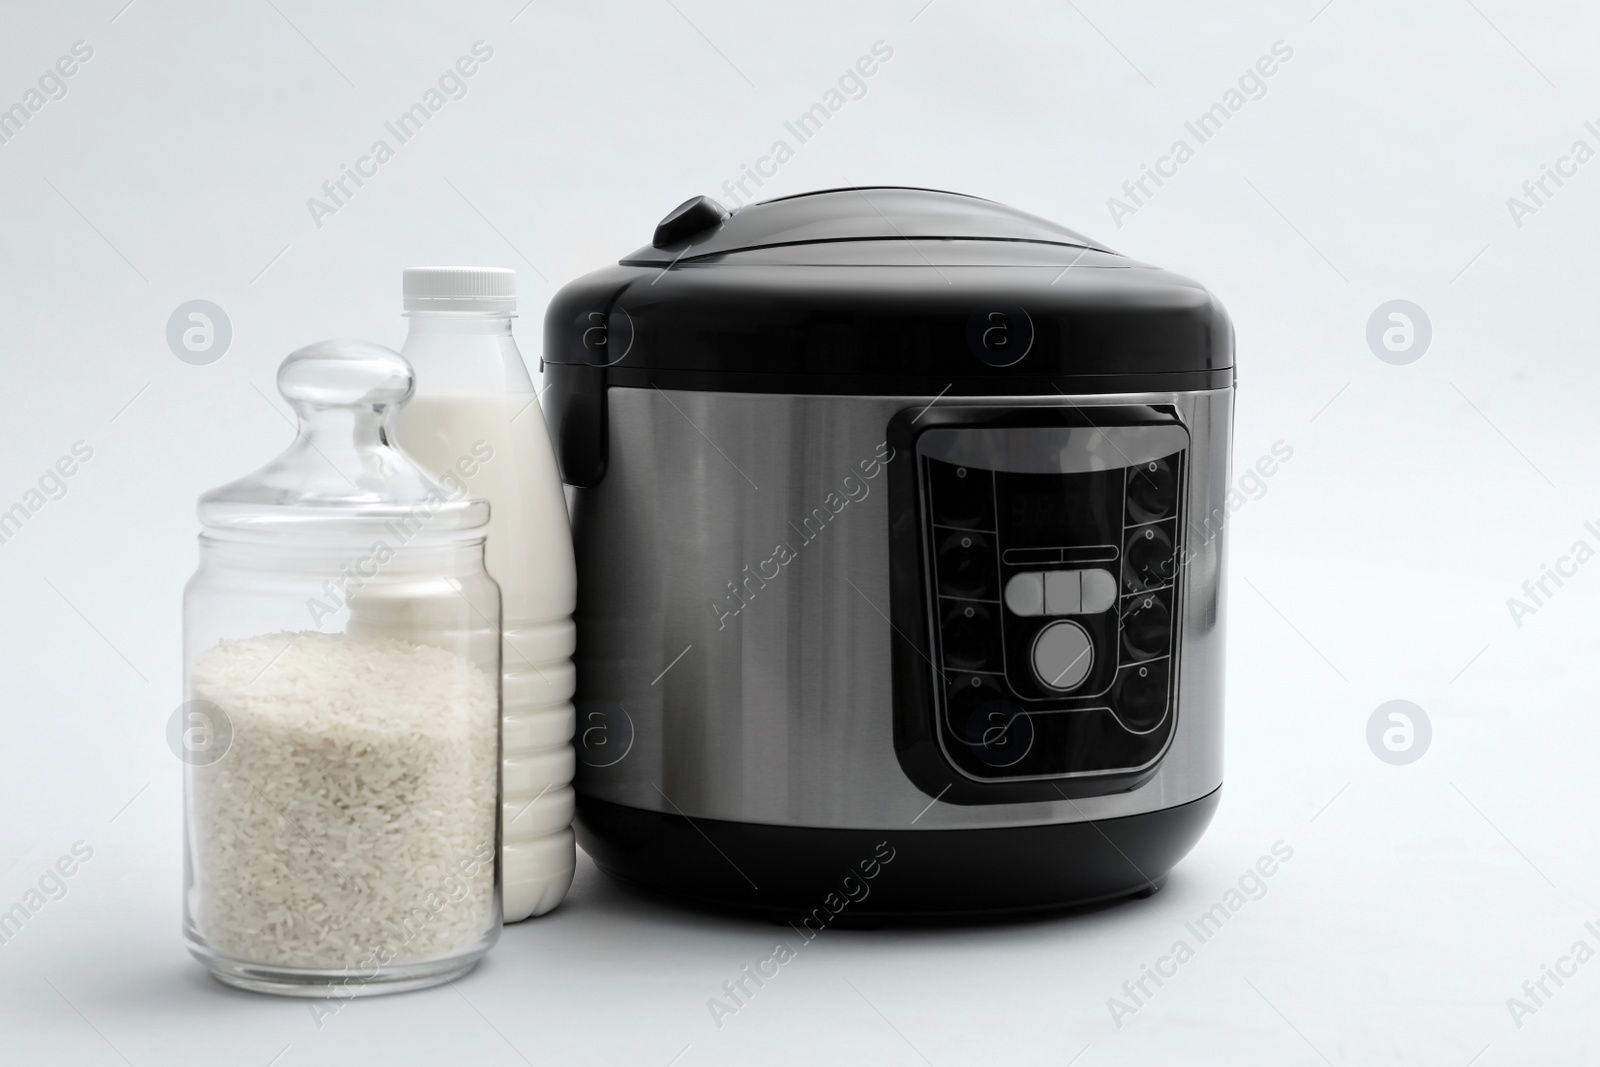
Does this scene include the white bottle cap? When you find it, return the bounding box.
[403,266,516,313]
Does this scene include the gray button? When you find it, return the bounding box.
[1044,570,1080,614]
[1032,620,1093,691]
[1004,572,1045,616]
[1080,568,1117,613]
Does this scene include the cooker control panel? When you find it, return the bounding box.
[908,414,1189,788]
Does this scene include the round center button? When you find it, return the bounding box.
[1031,620,1094,691]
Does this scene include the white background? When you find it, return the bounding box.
[2,0,1597,1063]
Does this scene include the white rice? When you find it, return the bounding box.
[189,631,498,969]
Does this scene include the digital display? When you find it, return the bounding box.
[1007,491,1071,531]
[997,470,1123,548]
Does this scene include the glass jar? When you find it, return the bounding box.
[180,340,502,996]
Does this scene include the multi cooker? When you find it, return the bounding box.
[543,187,1234,917]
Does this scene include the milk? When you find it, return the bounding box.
[396,305,577,921]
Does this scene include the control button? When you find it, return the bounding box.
[1124,524,1176,592]
[1004,572,1044,616]
[940,601,1000,671]
[1044,570,1080,615]
[929,460,995,530]
[1127,456,1178,523]
[1031,620,1094,691]
[1121,591,1171,661]
[936,530,996,599]
[1080,568,1117,613]
[1113,660,1168,731]
[1009,569,1118,616]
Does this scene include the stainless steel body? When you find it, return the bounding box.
[571,386,1232,831]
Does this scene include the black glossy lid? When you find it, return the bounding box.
[544,188,1232,395]
[628,187,1110,264]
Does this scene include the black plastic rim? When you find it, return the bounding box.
[575,787,1220,921]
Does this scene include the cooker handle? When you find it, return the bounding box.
[543,362,607,488]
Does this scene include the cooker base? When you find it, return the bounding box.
[575,788,1219,921]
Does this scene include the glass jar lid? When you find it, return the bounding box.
[198,339,488,538]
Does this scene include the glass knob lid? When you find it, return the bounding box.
[198,339,488,535]
[277,339,414,411]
